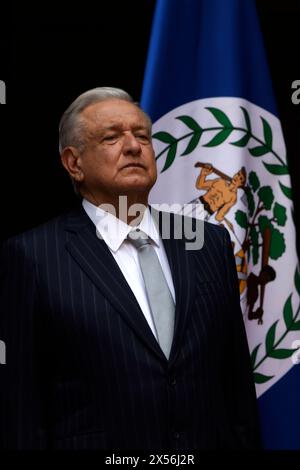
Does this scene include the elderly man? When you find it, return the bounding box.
[0,87,260,450]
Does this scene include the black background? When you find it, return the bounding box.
[1,0,299,261]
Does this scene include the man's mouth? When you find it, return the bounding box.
[122,163,145,169]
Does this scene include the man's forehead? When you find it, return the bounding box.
[83,99,146,121]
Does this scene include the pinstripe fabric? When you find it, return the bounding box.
[0,205,260,450]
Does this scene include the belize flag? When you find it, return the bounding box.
[141,0,300,449]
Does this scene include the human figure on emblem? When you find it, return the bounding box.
[194,162,246,231]
[247,266,276,324]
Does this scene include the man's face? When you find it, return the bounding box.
[232,170,245,187]
[77,99,157,204]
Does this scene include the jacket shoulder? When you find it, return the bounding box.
[1,205,84,251]
[152,208,229,251]
[203,219,228,242]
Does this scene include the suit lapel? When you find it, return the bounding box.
[161,222,196,366]
[64,207,165,361]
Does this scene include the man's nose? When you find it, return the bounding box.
[122,132,142,156]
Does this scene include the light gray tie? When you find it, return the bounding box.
[128,229,175,359]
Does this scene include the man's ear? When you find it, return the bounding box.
[60,147,84,182]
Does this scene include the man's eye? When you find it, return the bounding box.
[136,134,149,141]
[103,135,117,141]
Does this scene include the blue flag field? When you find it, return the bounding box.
[141,0,300,449]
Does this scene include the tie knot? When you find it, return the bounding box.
[127,229,151,250]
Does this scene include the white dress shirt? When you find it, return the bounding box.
[82,199,176,339]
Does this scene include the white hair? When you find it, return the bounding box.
[59,86,138,154]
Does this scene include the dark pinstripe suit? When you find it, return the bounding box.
[0,205,260,450]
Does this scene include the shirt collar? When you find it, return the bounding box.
[82,198,160,252]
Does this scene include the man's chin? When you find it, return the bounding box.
[118,177,157,193]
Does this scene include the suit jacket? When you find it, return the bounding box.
[0,205,260,450]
